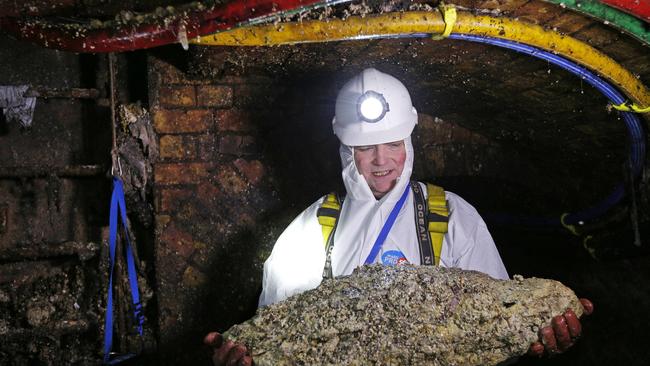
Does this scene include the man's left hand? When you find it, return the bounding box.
[528,298,594,356]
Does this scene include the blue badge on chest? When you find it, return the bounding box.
[381,250,409,266]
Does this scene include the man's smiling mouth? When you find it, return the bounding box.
[372,170,391,177]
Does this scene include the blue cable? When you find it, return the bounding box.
[378,32,646,227]
[448,34,644,172]
[445,33,646,227]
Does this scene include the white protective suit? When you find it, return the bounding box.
[259,137,508,307]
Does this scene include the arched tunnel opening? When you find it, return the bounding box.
[0,1,649,365]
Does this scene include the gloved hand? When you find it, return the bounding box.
[528,298,594,356]
[204,331,253,366]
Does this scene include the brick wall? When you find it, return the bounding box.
[148,56,310,363]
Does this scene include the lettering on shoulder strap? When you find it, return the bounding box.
[411,181,449,266]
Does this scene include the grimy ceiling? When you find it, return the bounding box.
[1,0,648,205]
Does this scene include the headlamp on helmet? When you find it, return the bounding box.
[333,68,418,146]
[357,91,389,123]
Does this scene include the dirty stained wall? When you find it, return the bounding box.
[0,37,109,364]
[0,37,159,364]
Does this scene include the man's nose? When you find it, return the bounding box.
[373,146,387,165]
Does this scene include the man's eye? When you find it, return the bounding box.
[356,146,372,151]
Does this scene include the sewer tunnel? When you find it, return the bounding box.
[0,1,649,365]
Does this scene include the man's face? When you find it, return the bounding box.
[353,140,407,199]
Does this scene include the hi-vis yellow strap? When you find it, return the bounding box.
[426,183,449,265]
[317,193,341,247]
[317,183,449,266]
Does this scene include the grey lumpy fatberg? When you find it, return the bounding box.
[224,264,583,366]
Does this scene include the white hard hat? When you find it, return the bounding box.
[332,68,418,146]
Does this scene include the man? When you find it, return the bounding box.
[205,68,592,366]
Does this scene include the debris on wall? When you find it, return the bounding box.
[0,253,100,365]
[0,85,36,128]
[115,103,158,227]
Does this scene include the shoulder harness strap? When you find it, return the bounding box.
[426,182,449,265]
[316,183,449,274]
[317,193,341,279]
[411,181,449,266]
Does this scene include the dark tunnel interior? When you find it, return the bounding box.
[1,0,650,365]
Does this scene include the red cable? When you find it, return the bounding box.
[0,0,331,53]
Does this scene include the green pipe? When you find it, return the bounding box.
[544,0,650,45]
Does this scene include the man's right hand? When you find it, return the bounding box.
[204,332,253,366]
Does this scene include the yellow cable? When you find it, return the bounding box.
[561,216,597,259]
[611,102,650,113]
[582,235,597,260]
[560,213,580,236]
[192,11,650,111]
[431,3,457,40]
